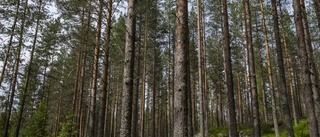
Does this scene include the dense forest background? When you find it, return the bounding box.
[0,0,320,136]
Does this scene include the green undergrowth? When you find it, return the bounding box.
[209,119,309,137]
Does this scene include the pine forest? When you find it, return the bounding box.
[0,0,320,136]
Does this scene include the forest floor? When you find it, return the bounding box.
[209,119,309,137]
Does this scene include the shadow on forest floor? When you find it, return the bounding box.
[208,119,309,137]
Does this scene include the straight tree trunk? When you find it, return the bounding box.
[271,0,295,136]
[131,18,141,137]
[89,1,103,136]
[300,0,320,130]
[293,0,319,136]
[15,0,42,136]
[3,0,28,136]
[119,0,136,135]
[98,0,113,136]
[153,40,157,137]
[0,0,20,88]
[140,9,148,137]
[196,0,207,136]
[278,2,298,126]
[243,0,260,136]
[173,0,189,135]
[222,0,238,136]
[259,0,279,136]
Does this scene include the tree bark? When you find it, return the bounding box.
[271,0,295,136]
[293,0,319,136]
[98,0,113,136]
[300,0,320,131]
[258,1,280,135]
[173,0,189,135]
[89,1,103,136]
[222,0,238,136]
[140,7,148,137]
[243,0,260,136]
[119,0,136,135]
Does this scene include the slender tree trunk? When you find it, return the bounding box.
[278,2,298,126]
[243,0,260,136]
[222,0,237,136]
[15,1,42,136]
[293,0,319,136]
[259,1,279,135]
[89,1,103,136]
[140,9,148,137]
[167,24,172,137]
[0,0,20,88]
[271,0,295,136]
[197,0,207,135]
[3,0,28,136]
[131,19,141,137]
[119,0,136,135]
[173,0,189,135]
[98,0,113,136]
[152,39,157,137]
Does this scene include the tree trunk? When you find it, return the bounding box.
[278,2,298,126]
[271,0,295,136]
[173,0,189,135]
[89,1,103,136]
[119,0,136,135]
[140,8,148,137]
[222,0,238,136]
[259,1,280,134]
[0,0,20,88]
[243,0,260,136]
[98,0,113,136]
[3,0,28,136]
[300,0,320,131]
[293,0,319,135]
[15,0,42,136]
[197,0,207,135]
[152,39,157,137]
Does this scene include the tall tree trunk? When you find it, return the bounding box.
[271,0,295,136]
[167,23,172,137]
[140,8,148,137]
[197,0,207,135]
[222,0,238,136]
[243,0,260,136]
[98,0,113,136]
[173,0,189,135]
[89,1,103,136]
[152,40,157,137]
[293,0,319,136]
[131,18,141,137]
[0,0,20,88]
[3,0,28,136]
[15,0,42,136]
[278,2,298,126]
[119,0,136,135]
[259,1,279,135]
[300,0,320,130]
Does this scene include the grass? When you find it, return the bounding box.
[208,119,309,137]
